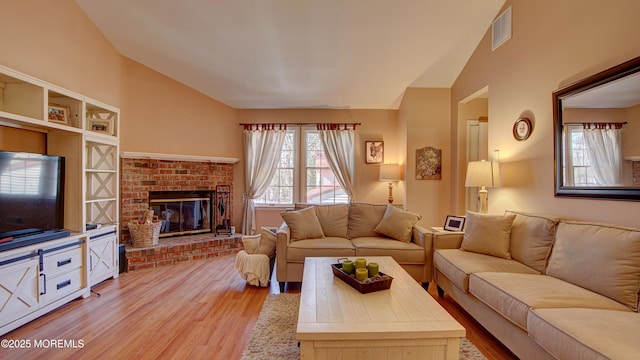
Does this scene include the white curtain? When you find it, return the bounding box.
[583,127,623,185]
[317,128,356,199]
[242,129,286,235]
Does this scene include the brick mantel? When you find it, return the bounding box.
[120,157,234,244]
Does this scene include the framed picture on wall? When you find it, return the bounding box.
[365,141,384,164]
[48,105,70,125]
[444,215,466,232]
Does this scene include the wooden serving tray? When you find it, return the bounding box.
[331,263,393,294]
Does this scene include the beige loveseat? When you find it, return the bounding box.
[276,202,431,292]
[433,210,640,360]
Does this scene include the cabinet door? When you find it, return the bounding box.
[89,235,117,286]
[0,258,40,327]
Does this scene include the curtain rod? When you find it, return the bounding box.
[240,122,361,130]
[239,122,361,126]
[564,122,627,124]
[564,121,627,129]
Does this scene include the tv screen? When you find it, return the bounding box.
[0,151,65,239]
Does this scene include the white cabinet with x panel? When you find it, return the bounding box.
[88,225,118,286]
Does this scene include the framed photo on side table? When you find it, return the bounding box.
[444,215,466,232]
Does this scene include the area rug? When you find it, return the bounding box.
[241,293,486,360]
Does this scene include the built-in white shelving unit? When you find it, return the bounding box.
[0,64,120,335]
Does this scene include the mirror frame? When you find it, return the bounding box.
[553,56,640,201]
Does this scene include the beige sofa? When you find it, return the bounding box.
[433,210,640,360]
[276,202,431,292]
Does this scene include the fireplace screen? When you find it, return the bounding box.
[149,191,212,237]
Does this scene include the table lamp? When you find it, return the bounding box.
[379,163,401,204]
[465,160,501,213]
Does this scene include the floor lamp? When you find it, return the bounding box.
[379,163,401,204]
[465,160,501,213]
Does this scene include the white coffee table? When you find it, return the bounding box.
[297,256,465,360]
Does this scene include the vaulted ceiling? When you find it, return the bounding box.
[76,0,505,109]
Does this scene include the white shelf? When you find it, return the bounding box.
[86,197,118,203]
[86,169,117,173]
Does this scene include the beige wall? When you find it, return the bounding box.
[0,0,122,108]
[398,88,451,228]
[237,108,400,230]
[450,0,640,227]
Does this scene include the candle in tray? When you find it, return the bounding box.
[355,258,367,269]
[342,260,354,274]
[356,268,368,281]
[367,262,379,277]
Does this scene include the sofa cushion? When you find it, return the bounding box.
[281,206,325,241]
[434,249,538,292]
[469,272,631,331]
[286,237,355,262]
[546,221,640,311]
[347,203,387,239]
[315,204,349,238]
[506,210,559,273]
[294,203,349,238]
[374,205,421,242]
[352,237,425,264]
[528,308,640,360]
[460,211,516,259]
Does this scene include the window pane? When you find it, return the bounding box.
[254,130,295,205]
[303,129,349,204]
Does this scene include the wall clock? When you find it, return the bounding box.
[513,117,532,141]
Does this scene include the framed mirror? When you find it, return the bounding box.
[553,56,640,201]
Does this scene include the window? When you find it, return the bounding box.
[255,126,350,206]
[563,125,596,186]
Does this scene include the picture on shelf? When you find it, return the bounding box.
[48,105,70,125]
[88,118,114,135]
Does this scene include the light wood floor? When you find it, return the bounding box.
[2,255,516,359]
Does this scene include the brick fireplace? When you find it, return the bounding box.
[120,157,234,244]
[120,156,241,271]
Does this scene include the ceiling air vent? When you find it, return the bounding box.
[492,6,512,51]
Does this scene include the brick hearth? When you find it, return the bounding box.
[125,233,243,271]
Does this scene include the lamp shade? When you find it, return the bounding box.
[379,163,401,181]
[465,160,501,187]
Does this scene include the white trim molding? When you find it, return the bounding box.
[121,151,239,164]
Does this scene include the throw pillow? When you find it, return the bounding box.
[374,205,422,242]
[241,234,261,254]
[281,206,325,241]
[255,227,276,258]
[506,210,559,273]
[460,211,516,259]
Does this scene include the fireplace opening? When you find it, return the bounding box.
[149,191,213,237]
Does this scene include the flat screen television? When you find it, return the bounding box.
[0,151,65,240]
